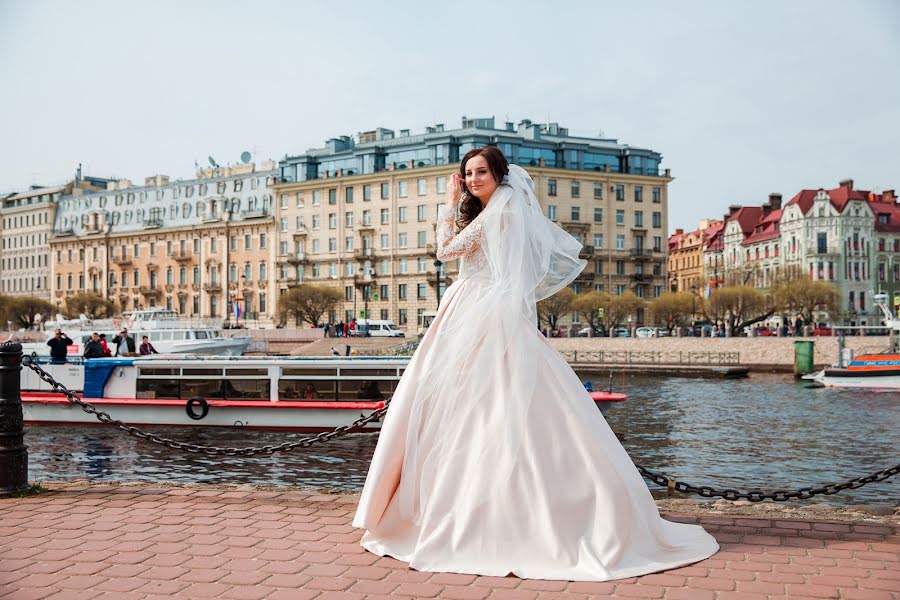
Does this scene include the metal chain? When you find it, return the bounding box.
[22,357,388,456]
[20,357,900,500]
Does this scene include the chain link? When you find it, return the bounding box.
[22,357,388,456]
[20,357,900,500]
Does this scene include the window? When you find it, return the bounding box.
[328,188,337,205]
[652,187,661,203]
[345,211,353,227]
[398,207,407,223]
[362,209,372,225]
[417,179,427,195]
[398,283,407,299]
[417,283,426,299]
[398,181,408,198]
[418,257,427,272]
[245,234,252,250]
[634,211,643,227]
[548,179,557,196]
[547,205,557,221]
[381,233,390,249]
[616,260,625,275]
[417,231,427,247]
[616,234,625,250]
[328,238,337,252]
[398,232,408,248]
[594,234,603,248]
[399,259,408,273]
[594,208,602,223]
[312,190,321,205]
[260,232,266,248]
[345,187,354,203]
[653,236,662,251]
[817,232,828,254]
[570,206,580,221]
[398,308,408,324]
[380,182,390,199]
[615,184,625,201]
[417,204,426,222]
[436,176,447,193]
[312,214,321,229]
[652,212,661,228]
[381,209,390,225]
[345,236,354,251]
[328,213,337,229]
[571,180,580,197]
[363,184,371,201]
[616,209,625,225]
[593,182,603,199]
[634,185,643,202]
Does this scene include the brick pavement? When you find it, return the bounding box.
[0,483,897,600]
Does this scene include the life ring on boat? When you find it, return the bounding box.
[185,397,209,420]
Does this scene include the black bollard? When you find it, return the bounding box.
[0,342,27,496]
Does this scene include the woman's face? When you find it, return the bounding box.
[463,154,498,201]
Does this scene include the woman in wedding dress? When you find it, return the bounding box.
[352,147,719,581]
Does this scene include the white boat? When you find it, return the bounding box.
[807,293,900,389]
[22,308,250,357]
[22,355,399,431]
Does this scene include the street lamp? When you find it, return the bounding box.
[689,284,699,326]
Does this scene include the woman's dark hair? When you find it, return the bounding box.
[457,146,509,230]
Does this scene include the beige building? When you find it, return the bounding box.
[667,219,723,294]
[49,163,278,323]
[273,163,671,331]
[1,169,110,301]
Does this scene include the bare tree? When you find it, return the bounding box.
[647,292,695,330]
[537,288,575,331]
[277,284,344,327]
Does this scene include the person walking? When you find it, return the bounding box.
[354,148,718,581]
[46,328,73,364]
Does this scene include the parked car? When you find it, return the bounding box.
[353,319,405,337]
[635,327,656,338]
[576,327,592,337]
[613,327,631,337]
[756,327,776,337]
[812,325,833,336]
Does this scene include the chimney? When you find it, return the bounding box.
[768,193,782,210]
[728,205,741,216]
[839,178,854,190]
[675,228,684,235]
[883,189,896,204]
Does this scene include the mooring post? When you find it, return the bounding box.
[0,342,27,497]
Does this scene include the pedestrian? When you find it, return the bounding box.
[323,322,330,338]
[337,320,345,338]
[139,335,159,355]
[46,328,72,364]
[99,333,112,357]
[349,318,357,337]
[112,328,136,356]
[82,332,104,359]
[343,322,349,337]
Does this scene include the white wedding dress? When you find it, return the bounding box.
[352,166,719,581]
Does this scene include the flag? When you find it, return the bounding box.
[705,283,711,297]
[234,302,242,321]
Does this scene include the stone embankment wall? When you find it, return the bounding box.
[548,336,893,369]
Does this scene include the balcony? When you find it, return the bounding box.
[631,248,655,259]
[574,272,594,284]
[561,221,591,233]
[292,228,309,239]
[357,223,375,232]
[112,256,132,266]
[632,274,651,283]
[172,250,194,262]
[287,252,308,265]
[354,248,375,260]
[203,282,222,292]
[578,245,594,259]
[145,218,163,229]
[139,286,161,297]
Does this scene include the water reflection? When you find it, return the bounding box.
[26,372,899,507]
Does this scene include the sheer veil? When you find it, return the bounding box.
[396,164,587,522]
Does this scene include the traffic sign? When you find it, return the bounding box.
[372,292,380,301]
[359,310,366,318]
[597,307,604,318]
[894,295,899,307]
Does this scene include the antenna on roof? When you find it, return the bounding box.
[240,151,252,164]
[208,156,219,168]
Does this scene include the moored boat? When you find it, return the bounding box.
[809,354,900,389]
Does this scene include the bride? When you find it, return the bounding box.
[352,147,719,581]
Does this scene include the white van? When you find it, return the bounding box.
[353,319,405,338]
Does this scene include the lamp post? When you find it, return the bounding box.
[689,284,699,327]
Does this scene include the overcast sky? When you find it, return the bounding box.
[1,0,898,232]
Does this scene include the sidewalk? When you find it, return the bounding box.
[1,482,897,600]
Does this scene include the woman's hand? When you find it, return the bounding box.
[449,173,464,208]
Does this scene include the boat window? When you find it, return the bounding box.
[182,368,223,376]
[337,368,398,377]
[279,379,337,401]
[160,331,173,341]
[282,368,338,377]
[181,379,224,400]
[149,332,161,342]
[173,331,186,340]
[337,379,396,401]
[225,368,269,377]
[224,379,270,400]
[138,368,179,376]
[136,378,180,399]
[196,331,208,339]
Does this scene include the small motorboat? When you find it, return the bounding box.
[808,354,900,389]
[583,380,627,415]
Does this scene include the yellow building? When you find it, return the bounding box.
[668,219,722,294]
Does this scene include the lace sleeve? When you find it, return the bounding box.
[436,205,484,261]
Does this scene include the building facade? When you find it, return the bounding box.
[701,180,899,325]
[1,169,110,301]
[274,117,671,330]
[668,219,722,294]
[49,163,278,323]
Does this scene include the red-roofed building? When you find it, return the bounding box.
[668,219,722,294]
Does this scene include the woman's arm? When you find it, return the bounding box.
[436,205,484,261]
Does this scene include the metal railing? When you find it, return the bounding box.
[561,350,741,366]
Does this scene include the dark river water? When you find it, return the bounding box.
[25,372,899,507]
